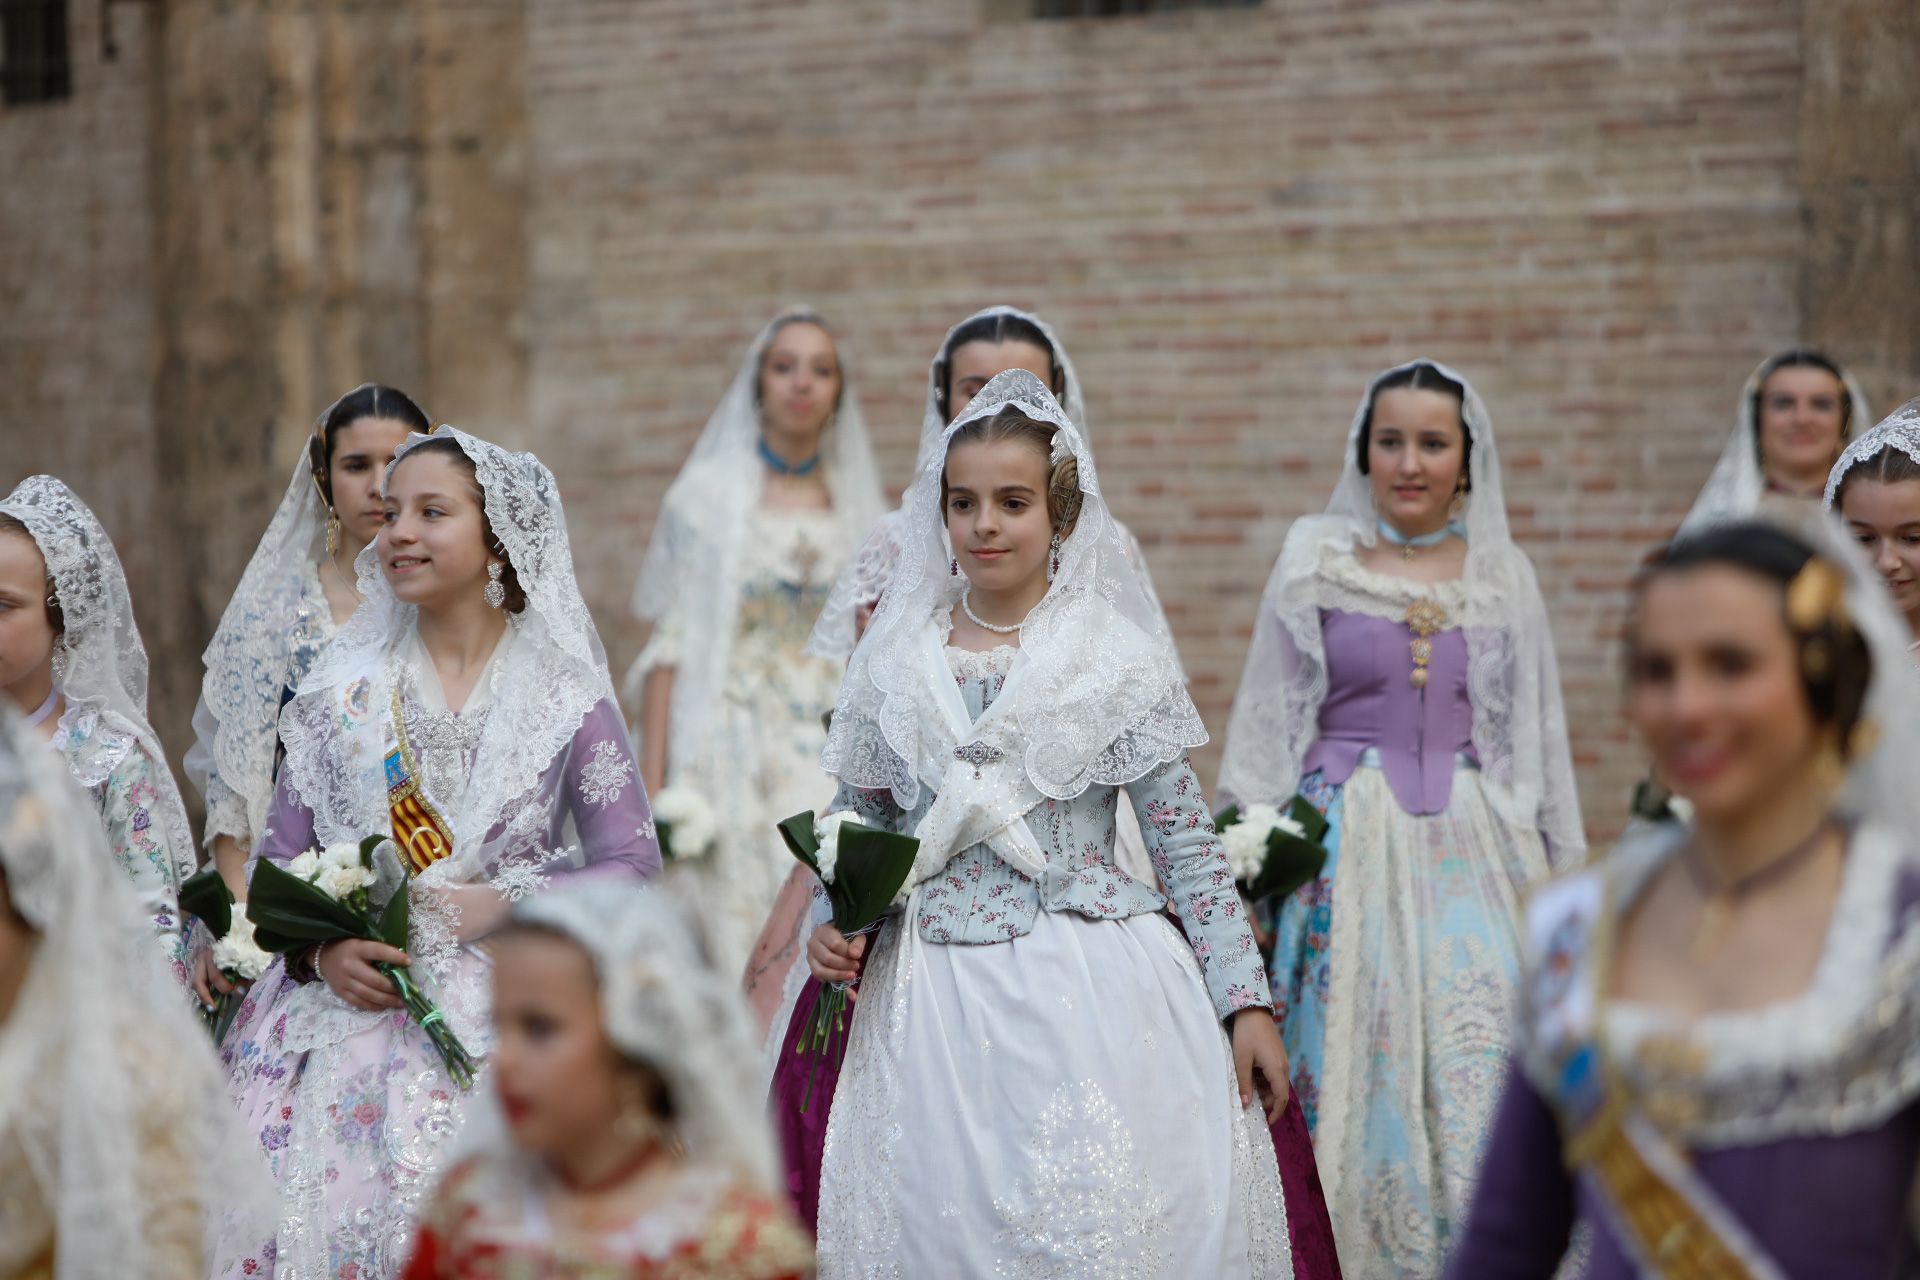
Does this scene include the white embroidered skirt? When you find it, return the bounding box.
[817,907,1294,1278]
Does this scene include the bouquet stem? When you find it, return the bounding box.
[207,986,247,1047]
[379,962,480,1089]
[792,921,879,1112]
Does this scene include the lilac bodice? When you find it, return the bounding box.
[1301,607,1476,815]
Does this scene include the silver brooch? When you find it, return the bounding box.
[954,741,1004,779]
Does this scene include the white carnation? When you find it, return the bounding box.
[322,840,364,871]
[317,862,374,901]
[1221,820,1270,884]
[813,810,866,884]
[651,787,718,859]
[1226,803,1292,883]
[211,914,274,981]
[286,849,322,882]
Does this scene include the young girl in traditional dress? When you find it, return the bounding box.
[795,369,1300,1277]
[0,701,275,1278]
[215,427,659,1279]
[1218,360,1585,1276]
[1449,515,1920,1277]
[0,476,197,985]
[186,383,425,1005]
[1827,398,1920,658]
[626,311,884,975]
[1681,348,1870,532]
[404,882,812,1279]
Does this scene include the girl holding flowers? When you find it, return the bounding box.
[793,370,1309,1277]
[215,427,658,1279]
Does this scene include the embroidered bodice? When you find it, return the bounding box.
[826,644,1271,1022]
[1301,555,1479,814]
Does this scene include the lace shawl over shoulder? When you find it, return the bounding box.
[824,370,1201,810]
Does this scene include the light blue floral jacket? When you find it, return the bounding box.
[827,646,1271,1022]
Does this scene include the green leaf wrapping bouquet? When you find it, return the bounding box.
[246,835,479,1088]
[777,809,919,1110]
[179,867,273,1046]
[1215,795,1331,904]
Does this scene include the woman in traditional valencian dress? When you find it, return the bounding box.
[1680,348,1870,532]
[1448,515,1920,1277]
[185,383,425,1004]
[0,700,276,1278]
[1218,360,1585,1277]
[796,369,1301,1278]
[626,310,884,974]
[403,882,812,1279]
[215,427,659,1279]
[0,476,197,986]
[1828,398,1920,658]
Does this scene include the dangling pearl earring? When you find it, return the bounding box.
[325,509,341,559]
[1047,531,1063,583]
[1449,482,1468,522]
[484,561,506,609]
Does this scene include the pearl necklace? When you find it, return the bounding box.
[961,587,1026,635]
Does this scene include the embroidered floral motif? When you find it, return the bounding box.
[578,738,634,808]
[991,1080,1173,1274]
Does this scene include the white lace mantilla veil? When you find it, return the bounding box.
[806,304,1094,665]
[1679,349,1873,534]
[452,883,782,1192]
[0,703,277,1276]
[1826,397,1920,510]
[821,368,1202,815]
[1217,360,1587,864]
[278,426,616,904]
[623,309,885,776]
[184,390,344,849]
[0,477,195,865]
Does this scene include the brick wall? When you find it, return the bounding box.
[528,0,1866,842]
[4,0,1916,845]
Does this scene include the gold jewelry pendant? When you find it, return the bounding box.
[1403,599,1449,690]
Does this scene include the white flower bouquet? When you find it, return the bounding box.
[247,836,478,1088]
[651,786,719,862]
[1215,795,1330,903]
[179,865,274,1045]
